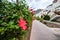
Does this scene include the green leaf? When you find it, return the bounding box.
[0,27,4,32]
[1,31,4,35]
[0,27,7,32]
[9,21,14,25]
[12,14,17,18]
[7,16,11,18]
[9,25,15,29]
[9,21,15,28]
[2,22,7,25]
[15,25,19,29]
[12,38,18,40]
[0,27,6,35]
[0,20,3,23]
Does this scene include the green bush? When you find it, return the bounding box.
[41,14,50,20]
[0,0,33,40]
[35,16,43,21]
[43,14,50,20]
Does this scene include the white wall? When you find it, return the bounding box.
[34,0,60,18]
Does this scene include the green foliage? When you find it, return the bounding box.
[0,0,32,40]
[41,14,50,20]
[34,16,43,21]
[43,14,50,20]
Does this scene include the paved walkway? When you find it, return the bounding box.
[30,20,57,40]
[49,28,60,40]
[49,28,60,35]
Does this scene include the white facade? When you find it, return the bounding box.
[46,0,60,17]
[34,0,60,18]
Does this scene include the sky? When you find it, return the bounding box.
[26,0,53,10]
[8,0,53,10]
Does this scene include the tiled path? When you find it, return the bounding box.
[30,20,57,40]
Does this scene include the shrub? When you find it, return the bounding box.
[43,14,50,20]
[34,16,43,21]
[0,0,33,40]
[41,14,50,20]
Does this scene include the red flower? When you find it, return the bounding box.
[18,17,27,30]
[30,8,33,11]
[29,8,34,14]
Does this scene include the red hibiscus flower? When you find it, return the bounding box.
[18,17,27,30]
[29,8,34,14]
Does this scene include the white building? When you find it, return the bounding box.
[34,0,60,18]
[46,0,60,17]
[34,9,48,18]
